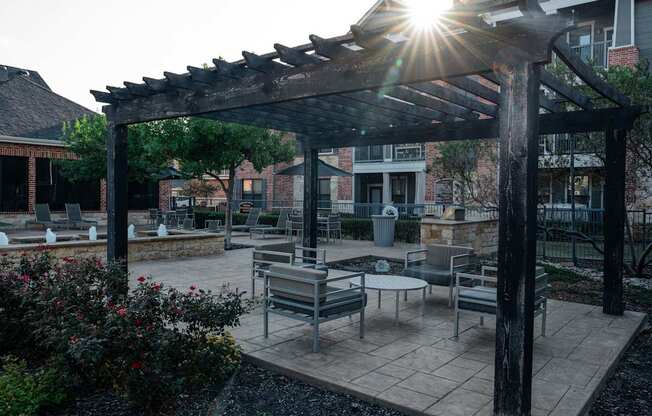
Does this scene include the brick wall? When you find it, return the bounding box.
[0,141,86,213]
[425,143,440,202]
[158,180,172,211]
[608,45,640,68]
[337,147,353,200]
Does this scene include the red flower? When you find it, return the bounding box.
[130,361,143,369]
[137,276,146,283]
[134,319,142,327]
[69,335,79,345]
[189,285,196,291]
[152,282,161,292]
[63,256,76,263]
[117,307,127,317]
[18,274,30,283]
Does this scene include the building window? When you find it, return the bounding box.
[319,148,334,155]
[36,158,100,211]
[128,180,159,210]
[391,176,408,204]
[354,145,384,162]
[318,178,331,208]
[241,179,263,202]
[567,23,613,68]
[0,156,28,212]
[567,175,591,207]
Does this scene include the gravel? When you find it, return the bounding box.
[216,362,406,416]
[327,255,405,275]
[589,327,652,416]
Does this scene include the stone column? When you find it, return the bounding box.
[382,172,391,204]
[415,171,426,205]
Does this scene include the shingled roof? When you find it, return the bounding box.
[0,65,95,140]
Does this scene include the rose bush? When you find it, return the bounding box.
[0,251,248,414]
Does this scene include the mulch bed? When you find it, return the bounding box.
[216,362,406,416]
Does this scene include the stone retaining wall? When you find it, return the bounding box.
[420,217,497,255]
[0,233,224,262]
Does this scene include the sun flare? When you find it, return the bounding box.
[407,0,454,29]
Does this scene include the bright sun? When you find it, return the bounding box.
[407,0,453,28]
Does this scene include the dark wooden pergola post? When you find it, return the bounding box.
[107,122,129,270]
[603,128,627,315]
[303,147,318,253]
[493,59,541,416]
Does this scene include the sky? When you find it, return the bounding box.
[0,0,375,112]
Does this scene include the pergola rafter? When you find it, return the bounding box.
[93,1,642,415]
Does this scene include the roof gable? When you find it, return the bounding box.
[0,70,95,140]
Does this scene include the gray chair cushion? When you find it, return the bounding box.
[268,264,327,304]
[403,264,450,286]
[426,245,473,267]
[255,242,296,264]
[271,286,367,317]
[458,287,497,314]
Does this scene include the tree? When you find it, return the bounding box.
[58,115,169,183]
[430,140,498,207]
[181,180,219,200]
[149,118,295,249]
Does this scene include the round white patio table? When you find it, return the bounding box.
[349,274,427,323]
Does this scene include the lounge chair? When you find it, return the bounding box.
[404,244,475,306]
[65,203,99,229]
[251,241,327,298]
[25,204,67,229]
[264,264,366,352]
[250,209,289,239]
[232,208,269,232]
[453,266,548,338]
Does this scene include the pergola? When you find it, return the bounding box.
[92,1,642,414]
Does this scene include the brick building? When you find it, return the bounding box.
[0,65,165,226]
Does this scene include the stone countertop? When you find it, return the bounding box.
[421,216,497,225]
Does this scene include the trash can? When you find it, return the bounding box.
[372,215,396,247]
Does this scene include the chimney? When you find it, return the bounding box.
[0,66,9,82]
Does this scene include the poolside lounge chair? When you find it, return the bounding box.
[251,241,327,298]
[453,266,548,338]
[25,204,67,229]
[264,264,366,352]
[250,209,289,239]
[404,244,475,307]
[65,203,99,229]
[232,208,269,232]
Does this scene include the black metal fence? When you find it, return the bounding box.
[176,196,651,265]
[537,207,652,266]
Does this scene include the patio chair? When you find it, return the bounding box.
[251,241,328,298]
[453,266,548,338]
[206,219,223,232]
[25,204,67,229]
[65,203,99,229]
[250,208,289,239]
[264,264,366,352]
[148,209,159,227]
[319,214,342,243]
[232,208,269,232]
[286,214,303,241]
[404,244,475,307]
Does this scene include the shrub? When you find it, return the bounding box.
[0,356,69,416]
[194,210,278,229]
[0,252,248,413]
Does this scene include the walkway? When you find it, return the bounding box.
[129,236,645,416]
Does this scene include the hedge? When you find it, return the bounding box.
[194,210,421,243]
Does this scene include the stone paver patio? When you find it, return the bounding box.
[130,236,646,416]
